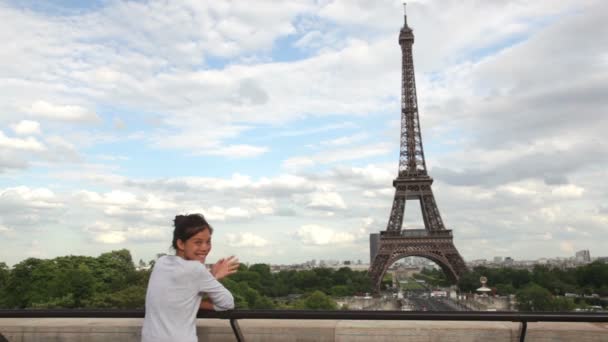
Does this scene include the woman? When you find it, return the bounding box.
[142,214,239,342]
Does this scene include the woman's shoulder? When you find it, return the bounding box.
[154,255,209,276]
[173,256,209,273]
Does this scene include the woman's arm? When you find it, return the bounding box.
[196,265,236,311]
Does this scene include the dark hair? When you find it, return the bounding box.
[172,213,213,250]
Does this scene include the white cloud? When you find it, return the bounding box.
[0,150,29,172]
[95,231,127,244]
[83,191,176,221]
[498,184,537,197]
[295,224,355,245]
[0,131,46,151]
[78,190,137,206]
[84,221,126,244]
[198,144,269,158]
[127,227,167,242]
[204,206,251,222]
[0,224,13,234]
[242,198,276,215]
[363,190,376,198]
[356,217,376,239]
[283,144,393,171]
[23,100,100,122]
[0,186,62,209]
[226,232,269,248]
[551,184,584,198]
[11,120,41,135]
[330,165,394,187]
[320,133,368,147]
[282,157,315,171]
[84,221,166,244]
[307,191,347,210]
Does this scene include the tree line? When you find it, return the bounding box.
[419,262,608,311]
[0,250,372,310]
[2,250,605,312]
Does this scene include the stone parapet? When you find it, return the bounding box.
[0,318,607,341]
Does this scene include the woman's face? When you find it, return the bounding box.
[177,228,212,263]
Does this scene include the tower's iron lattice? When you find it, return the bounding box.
[368,4,467,291]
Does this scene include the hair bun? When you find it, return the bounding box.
[174,214,187,227]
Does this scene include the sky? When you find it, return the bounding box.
[1,0,607,268]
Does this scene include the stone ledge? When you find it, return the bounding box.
[0,318,606,342]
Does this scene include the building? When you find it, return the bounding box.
[369,233,380,263]
[575,250,591,263]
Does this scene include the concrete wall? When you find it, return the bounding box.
[0,318,607,342]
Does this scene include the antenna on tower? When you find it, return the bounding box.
[403,2,408,27]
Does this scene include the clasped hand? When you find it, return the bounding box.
[211,256,239,280]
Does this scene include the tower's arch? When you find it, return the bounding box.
[372,252,460,291]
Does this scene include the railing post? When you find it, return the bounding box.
[519,321,527,342]
[230,318,245,342]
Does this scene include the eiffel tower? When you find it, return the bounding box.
[368,4,467,291]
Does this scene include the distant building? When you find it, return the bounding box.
[369,233,380,263]
[575,250,591,263]
[493,256,503,263]
[504,257,514,265]
[595,257,608,264]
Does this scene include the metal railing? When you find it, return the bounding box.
[1,309,607,342]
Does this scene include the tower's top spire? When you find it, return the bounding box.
[399,2,414,43]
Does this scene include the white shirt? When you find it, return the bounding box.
[141,255,234,342]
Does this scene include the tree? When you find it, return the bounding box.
[296,291,337,310]
[495,283,516,296]
[95,249,137,292]
[87,285,146,309]
[4,258,57,308]
[457,271,481,293]
[293,270,320,291]
[0,262,8,288]
[552,297,576,311]
[57,263,96,307]
[230,270,263,292]
[516,283,553,311]
[248,264,274,295]
[332,267,353,285]
[576,262,608,290]
[0,262,9,308]
[330,285,350,297]
[251,295,275,309]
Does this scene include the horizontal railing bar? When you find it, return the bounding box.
[0,309,606,323]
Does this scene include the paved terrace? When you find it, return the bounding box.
[0,310,607,342]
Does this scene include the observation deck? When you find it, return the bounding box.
[381,229,453,238]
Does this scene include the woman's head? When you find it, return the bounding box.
[172,214,214,263]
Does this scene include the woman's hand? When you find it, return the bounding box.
[211,256,239,280]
